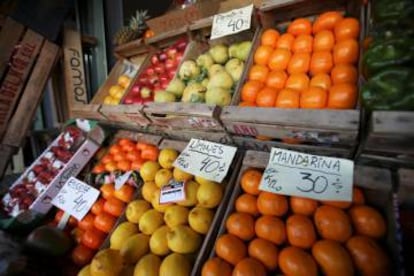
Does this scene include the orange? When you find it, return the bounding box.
[275,88,300,108]
[331,64,358,84]
[103,197,125,217]
[254,45,274,66]
[249,65,269,83]
[261,29,280,47]
[255,215,286,245]
[328,83,357,109]
[300,87,328,109]
[310,51,333,75]
[235,194,260,216]
[266,70,288,90]
[276,33,295,50]
[94,212,116,233]
[109,145,122,155]
[346,236,391,276]
[92,163,105,174]
[233,258,267,276]
[314,205,352,243]
[240,169,262,195]
[78,213,95,231]
[126,150,142,162]
[131,159,144,171]
[292,35,313,53]
[54,210,77,228]
[290,196,318,216]
[104,161,117,172]
[333,39,359,64]
[81,228,105,250]
[120,141,136,152]
[268,48,291,71]
[215,234,247,265]
[256,86,278,107]
[279,246,318,276]
[91,198,105,215]
[226,212,256,241]
[349,205,386,239]
[312,240,354,276]
[136,142,150,151]
[239,101,256,107]
[248,238,279,271]
[116,160,131,171]
[72,244,95,266]
[285,73,309,91]
[257,192,288,216]
[287,18,312,36]
[287,52,311,74]
[114,184,135,202]
[241,80,264,103]
[141,145,159,161]
[313,11,344,33]
[313,30,335,51]
[286,214,317,249]
[321,200,352,209]
[117,138,133,146]
[334,17,360,42]
[352,187,365,205]
[310,73,331,90]
[101,154,114,164]
[100,184,115,200]
[201,257,232,276]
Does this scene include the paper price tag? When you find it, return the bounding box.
[52,177,100,221]
[159,180,186,204]
[115,171,132,190]
[259,148,354,201]
[173,139,237,182]
[210,4,254,40]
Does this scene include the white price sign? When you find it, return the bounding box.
[159,180,186,204]
[173,139,237,182]
[210,4,254,40]
[52,177,100,220]
[115,171,132,190]
[259,148,354,201]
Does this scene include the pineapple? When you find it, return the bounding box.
[113,10,150,45]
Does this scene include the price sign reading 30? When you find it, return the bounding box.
[259,148,354,201]
[173,139,237,182]
[52,176,100,220]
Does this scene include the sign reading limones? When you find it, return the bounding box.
[259,148,354,201]
[173,139,237,182]
[210,4,254,40]
[52,177,100,220]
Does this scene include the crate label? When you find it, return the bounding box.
[259,148,354,201]
[173,139,237,182]
[52,176,100,220]
[210,4,254,40]
[115,171,132,190]
[159,180,186,204]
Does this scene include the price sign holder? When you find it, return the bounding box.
[115,171,132,190]
[52,176,100,221]
[173,139,237,183]
[210,4,254,40]
[159,180,186,204]
[259,148,354,201]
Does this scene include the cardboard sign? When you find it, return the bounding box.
[159,180,186,204]
[210,4,254,40]
[173,139,237,182]
[52,177,100,220]
[259,148,354,201]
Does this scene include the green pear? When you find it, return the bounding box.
[196,53,214,69]
[225,58,244,82]
[208,64,225,77]
[181,82,206,103]
[166,78,186,98]
[207,71,234,90]
[205,87,232,107]
[154,91,176,103]
[178,60,200,80]
[209,44,229,64]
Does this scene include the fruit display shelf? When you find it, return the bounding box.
[202,149,402,275]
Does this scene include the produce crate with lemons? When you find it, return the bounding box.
[201,149,401,275]
[220,0,365,158]
[78,137,242,276]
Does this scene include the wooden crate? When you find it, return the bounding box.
[0,144,17,179]
[70,104,107,121]
[206,150,401,274]
[221,0,364,156]
[164,128,234,145]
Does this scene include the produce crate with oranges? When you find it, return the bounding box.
[201,149,401,275]
[221,1,364,158]
[78,138,242,276]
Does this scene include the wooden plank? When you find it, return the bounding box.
[0,29,44,138]
[0,18,25,79]
[100,104,150,127]
[71,104,107,121]
[365,134,414,155]
[398,169,414,205]
[159,139,188,152]
[371,111,414,136]
[164,129,233,145]
[0,144,17,179]
[2,41,59,147]
[62,28,88,116]
[113,130,163,146]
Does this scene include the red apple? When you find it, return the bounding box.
[131,96,145,104]
[130,85,141,95]
[123,95,135,104]
[159,75,169,83]
[165,59,177,71]
[154,64,166,75]
[175,39,188,51]
[140,87,152,99]
[151,55,159,65]
[145,67,155,76]
[175,52,184,63]
[148,75,159,85]
[159,52,168,61]
[167,47,178,58]
[167,69,177,79]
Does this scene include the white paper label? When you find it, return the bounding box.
[259,148,354,201]
[159,180,186,204]
[51,177,100,220]
[173,139,237,182]
[210,4,254,40]
[115,171,132,190]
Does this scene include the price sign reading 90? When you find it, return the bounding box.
[52,176,100,221]
[173,139,237,183]
[259,148,354,202]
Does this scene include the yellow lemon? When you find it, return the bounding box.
[140,161,161,182]
[158,148,179,169]
[126,200,151,223]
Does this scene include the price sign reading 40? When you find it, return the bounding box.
[259,148,354,201]
[52,176,100,221]
[173,139,237,182]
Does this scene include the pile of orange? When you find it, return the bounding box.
[240,11,359,109]
[92,138,159,173]
[201,169,391,276]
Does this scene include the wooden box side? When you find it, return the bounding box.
[0,17,25,80]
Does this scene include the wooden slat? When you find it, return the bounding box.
[71,104,107,121]
[100,104,150,127]
[158,139,188,152]
[2,41,59,147]
[164,129,233,145]
[371,111,414,136]
[0,144,16,179]
[113,130,163,146]
[0,18,25,79]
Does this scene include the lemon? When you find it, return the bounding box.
[167,225,202,254]
[160,253,191,276]
[154,169,173,188]
[158,148,179,169]
[177,180,199,207]
[188,207,214,234]
[78,265,91,276]
[120,233,150,264]
[110,222,139,250]
[164,205,189,228]
[139,209,164,235]
[134,254,161,276]
[151,189,173,213]
[140,161,161,182]
[126,200,151,223]
[195,175,218,186]
[197,181,223,208]
[150,225,170,256]
[90,249,123,276]
[173,167,193,182]
[142,181,158,202]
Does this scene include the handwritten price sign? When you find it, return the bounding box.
[173,139,237,182]
[52,177,100,220]
[259,148,354,201]
[210,4,254,40]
